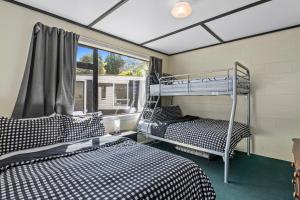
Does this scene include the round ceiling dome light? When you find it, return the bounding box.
[171,1,192,19]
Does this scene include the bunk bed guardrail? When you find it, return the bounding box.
[154,62,250,97]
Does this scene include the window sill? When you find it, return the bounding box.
[102,113,140,121]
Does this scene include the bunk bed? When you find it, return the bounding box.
[137,62,251,183]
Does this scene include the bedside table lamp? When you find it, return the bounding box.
[114,118,121,134]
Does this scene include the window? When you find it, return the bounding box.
[100,85,106,100]
[75,67,95,113]
[77,46,94,64]
[75,44,149,116]
[74,81,84,111]
[115,84,128,106]
[98,83,113,100]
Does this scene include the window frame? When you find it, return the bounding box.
[77,44,98,112]
[74,80,85,112]
[101,85,106,100]
[114,83,129,107]
[76,43,149,115]
[98,83,113,100]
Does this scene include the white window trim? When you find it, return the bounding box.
[102,113,140,121]
[114,82,129,107]
[76,38,150,117]
[74,80,87,113]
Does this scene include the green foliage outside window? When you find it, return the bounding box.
[78,52,148,77]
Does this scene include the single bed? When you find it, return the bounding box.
[0,135,216,200]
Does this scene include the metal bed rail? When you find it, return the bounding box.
[156,63,250,97]
[139,62,251,183]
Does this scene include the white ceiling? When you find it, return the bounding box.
[206,0,300,41]
[14,0,300,55]
[145,26,220,54]
[93,0,258,44]
[15,0,121,25]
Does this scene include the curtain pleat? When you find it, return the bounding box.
[148,57,163,107]
[12,22,79,118]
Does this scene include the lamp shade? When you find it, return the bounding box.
[171,1,192,19]
[114,118,120,133]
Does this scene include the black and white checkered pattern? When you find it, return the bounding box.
[0,116,62,156]
[161,105,182,118]
[0,138,216,200]
[164,118,250,155]
[62,113,106,142]
[143,106,183,122]
[161,73,177,85]
[143,107,162,120]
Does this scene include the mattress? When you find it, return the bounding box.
[0,136,215,200]
[163,118,250,155]
[150,75,249,96]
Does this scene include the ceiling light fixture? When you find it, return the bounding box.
[171,1,192,19]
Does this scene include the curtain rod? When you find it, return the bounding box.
[79,35,150,61]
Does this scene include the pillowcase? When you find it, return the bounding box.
[62,112,106,142]
[143,105,183,122]
[161,105,182,119]
[161,73,177,85]
[0,115,63,156]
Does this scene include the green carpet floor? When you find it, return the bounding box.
[148,141,294,200]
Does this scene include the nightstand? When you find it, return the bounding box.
[292,138,300,199]
[110,130,137,141]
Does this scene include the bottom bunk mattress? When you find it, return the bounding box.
[0,136,215,200]
[153,118,250,155]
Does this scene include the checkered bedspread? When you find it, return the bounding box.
[0,138,215,200]
[164,118,250,155]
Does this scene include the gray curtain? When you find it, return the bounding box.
[12,22,79,118]
[148,57,163,107]
[149,57,162,80]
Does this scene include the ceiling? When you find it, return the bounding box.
[11,0,300,55]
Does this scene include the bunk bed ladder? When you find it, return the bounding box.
[136,95,160,133]
[136,72,161,133]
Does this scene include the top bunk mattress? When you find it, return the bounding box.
[150,75,249,96]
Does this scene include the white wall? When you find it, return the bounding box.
[0,1,168,133]
[168,27,300,161]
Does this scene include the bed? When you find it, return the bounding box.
[139,112,250,156]
[0,114,216,200]
[138,62,251,183]
[157,117,249,156]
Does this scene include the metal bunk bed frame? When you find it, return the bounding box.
[137,62,251,183]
